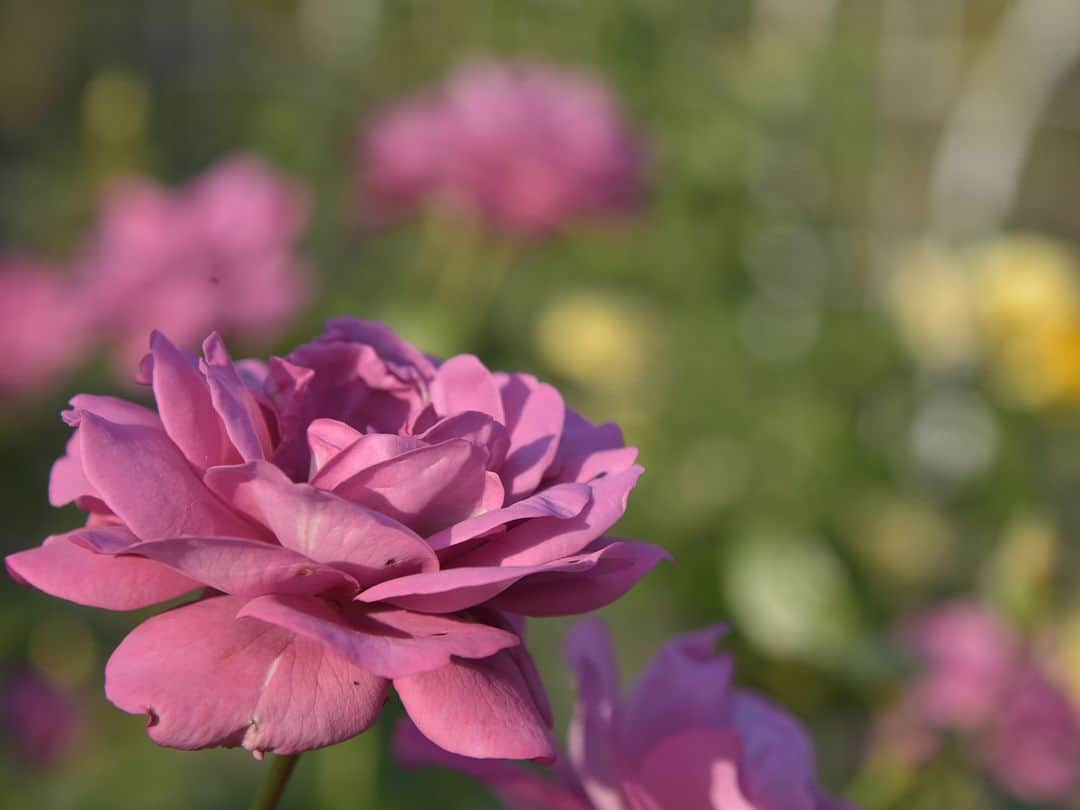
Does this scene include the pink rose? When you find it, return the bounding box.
[359,61,647,237]
[396,619,852,810]
[6,319,666,760]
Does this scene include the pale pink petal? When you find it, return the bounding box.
[418,411,510,470]
[428,482,591,552]
[71,530,357,597]
[6,531,197,610]
[48,433,98,507]
[204,461,437,586]
[455,466,643,567]
[148,331,234,469]
[306,418,364,474]
[310,433,423,490]
[394,650,556,761]
[238,595,519,679]
[65,394,161,429]
[395,720,589,810]
[78,412,262,541]
[430,355,505,423]
[105,595,389,755]
[201,333,273,461]
[636,729,756,810]
[620,625,733,762]
[330,438,489,536]
[497,373,564,500]
[490,538,669,617]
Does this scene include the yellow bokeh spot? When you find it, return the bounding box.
[83,69,150,145]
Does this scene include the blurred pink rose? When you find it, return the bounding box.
[396,619,851,810]
[0,259,88,400]
[359,61,647,237]
[79,154,312,372]
[0,669,81,765]
[886,601,1080,803]
[6,319,666,760]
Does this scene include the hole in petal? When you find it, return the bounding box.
[384,558,398,567]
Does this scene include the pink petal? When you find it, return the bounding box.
[620,625,732,762]
[490,538,669,617]
[65,394,161,429]
[238,595,519,679]
[430,355,505,423]
[394,649,556,760]
[105,595,389,755]
[427,482,591,552]
[330,438,489,536]
[48,433,97,507]
[546,410,638,485]
[201,333,274,461]
[306,418,364,474]
[310,433,424,490]
[636,729,756,810]
[148,331,234,470]
[395,720,589,810]
[204,461,437,586]
[71,530,357,597]
[497,373,564,500]
[418,411,510,470]
[455,466,643,567]
[6,530,197,610]
[356,554,602,614]
[78,412,262,541]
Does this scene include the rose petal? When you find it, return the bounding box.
[310,433,424,490]
[497,374,564,501]
[306,418,364,474]
[201,333,273,461]
[418,411,510,470]
[239,595,519,679]
[6,530,197,610]
[546,410,638,485]
[430,355,505,423]
[636,729,756,810]
[105,595,389,755]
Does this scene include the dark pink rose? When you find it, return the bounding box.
[78,154,312,371]
[359,61,647,237]
[396,620,851,809]
[6,319,666,760]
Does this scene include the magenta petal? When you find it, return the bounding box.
[394,650,556,761]
[6,531,197,610]
[428,482,591,551]
[456,466,643,567]
[148,331,234,469]
[490,538,669,617]
[239,595,519,679]
[620,625,733,762]
[636,729,756,810]
[78,412,261,541]
[306,418,364,473]
[357,555,601,614]
[547,410,638,485]
[202,334,273,462]
[105,595,389,755]
[310,433,424,490]
[430,355,505,423]
[497,374,565,501]
[418,411,510,470]
[331,438,489,536]
[71,530,357,597]
[204,461,437,586]
[395,720,589,810]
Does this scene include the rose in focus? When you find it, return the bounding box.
[6,318,667,760]
[397,619,852,809]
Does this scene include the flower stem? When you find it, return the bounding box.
[252,753,301,810]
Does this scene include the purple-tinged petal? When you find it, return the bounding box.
[418,411,510,470]
[428,482,591,551]
[455,466,643,567]
[546,410,637,485]
[430,355,505,423]
[64,394,161,429]
[238,595,519,679]
[497,373,564,500]
[201,333,273,461]
[636,729,756,810]
[490,538,669,617]
[331,438,489,536]
[306,418,364,474]
[6,530,197,610]
[204,461,437,586]
[78,412,262,541]
[394,650,556,761]
[71,530,357,597]
[394,720,589,810]
[105,595,389,756]
[310,433,423,490]
[149,331,235,470]
[49,433,97,507]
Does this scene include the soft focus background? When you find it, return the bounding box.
[3,1,1080,808]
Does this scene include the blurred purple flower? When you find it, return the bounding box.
[885,600,1080,803]
[0,259,89,400]
[396,619,851,809]
[1,669,80,765]
[79,154,312,372]
[359,61,647,237]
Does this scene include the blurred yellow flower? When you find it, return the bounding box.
[83,69,149,146]
[982,515,1059,622]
